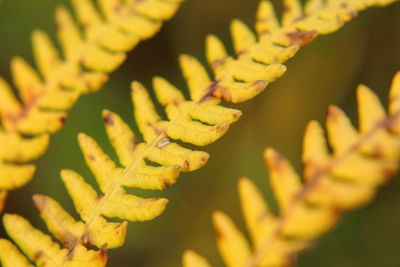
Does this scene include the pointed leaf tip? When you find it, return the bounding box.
[183,250,212,267]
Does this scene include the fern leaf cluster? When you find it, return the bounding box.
[183,72,400,267]
[0,0,183,211]
[0,66,243,267]
[0,0,398,265]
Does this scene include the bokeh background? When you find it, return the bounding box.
[0,0,400,266]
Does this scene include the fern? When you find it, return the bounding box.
[0,0,398,266]
[0,0,184,212]
[183,72,400,267]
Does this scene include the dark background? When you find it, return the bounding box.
[0,0,400,266]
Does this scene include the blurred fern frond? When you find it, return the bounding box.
[183,71,400,267]
[0,0,184,211]
[202,0,398,103]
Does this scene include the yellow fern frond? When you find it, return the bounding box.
[0,0,184,212]
[0,79,239,265]
[1,0,398,265]
[205,0,398,103]
[183,71,400,267]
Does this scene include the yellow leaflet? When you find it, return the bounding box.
[183,250,212,267]
[0,239,33,267]
[212,211,252,267]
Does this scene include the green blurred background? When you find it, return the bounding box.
[0,0,400,266]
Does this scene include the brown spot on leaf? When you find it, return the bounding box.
[146,121,162,135]
[62,233,78,249]
[286,30,317,46]
[268,151,285,173]
[215,124,229,133]
[100,244,108,256]
[327,105,341,122]
[97,244,108,262]
[213,85,232,102]
[171,98,180,107]
[283,4,290,12]
[66,241,78,260]
[251,80,268,93]
[232,111,242,120]
[333,206,343,216]
[211,57,227,70]
[82,232,93,245]
[183,160,190,169]
[114,222,124,230]
[387,116,400,133]
[89,154,96,161]
[34,251,44,261]
[60,115,67,125]
[130,137,138,150]
[199,81,220,103]
[349,11,358,19]
[382,167,396,179]
[293,16,306,23]
[236,50,248,57]
[32,195,46,214]
[214,225,224,240]
[163,179,171,188]
[80,22,89,31]
[96,195,103,202]
[64,239,75,250]
[302,160,319,177]
[369,146,384,159]
[102,112,114,126]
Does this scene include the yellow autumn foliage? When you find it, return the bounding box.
[0,0,184,211]
[0,0,398,266]
[183,72,400,267]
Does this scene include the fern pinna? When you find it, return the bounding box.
[0,0,184,212]
[183,72,400,267]
[0,0,398,266]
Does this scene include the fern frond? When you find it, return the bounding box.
[0,0,184,212]
[0,79,238,265]
[183,72,400,267]
[1,0,397,264]
[205,0,398,103]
